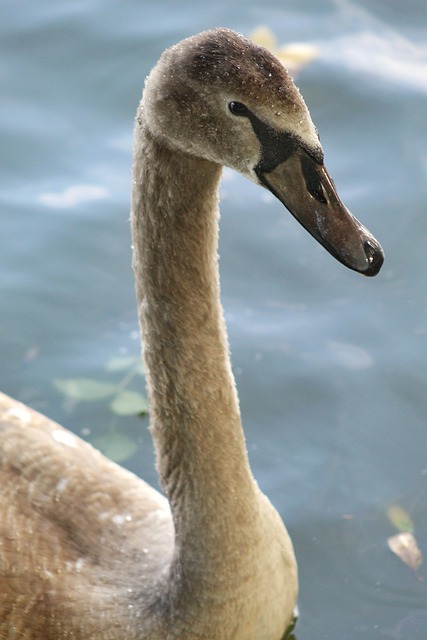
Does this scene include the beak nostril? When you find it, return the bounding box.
[364,239,376,264]
[363,239,384,277]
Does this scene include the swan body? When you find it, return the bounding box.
[0,28,383,640]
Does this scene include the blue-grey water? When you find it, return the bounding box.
[2,0,427,638]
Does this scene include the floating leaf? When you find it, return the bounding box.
[134,359,145,376]
[106,355,138,372]
[387,504,414,533]
[110,390,148,416]
[54,378,117,402]
[250,25,277,51]
[387,532,423,572]
[106,355,145,375]
[276,43,318,69]
[249,25,318,74]
[92,431,138,463]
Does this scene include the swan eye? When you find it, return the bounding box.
[228,101,249,117]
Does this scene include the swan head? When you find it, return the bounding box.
[142,28,383,276]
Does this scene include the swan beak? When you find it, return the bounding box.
[258,148,384,276]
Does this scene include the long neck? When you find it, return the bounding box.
[131,122,258,568]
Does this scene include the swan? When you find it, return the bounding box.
[0,28,383,640]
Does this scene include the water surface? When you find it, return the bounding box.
[2,1,427,638]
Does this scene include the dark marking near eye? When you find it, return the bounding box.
[248,112,324,186]
[251,120,300,176]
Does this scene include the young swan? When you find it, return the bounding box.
[0,28,383,640]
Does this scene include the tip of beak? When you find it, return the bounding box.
[362,239,384,277]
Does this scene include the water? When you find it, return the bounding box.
[2,0,427,637]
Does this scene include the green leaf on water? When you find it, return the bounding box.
[110,390,148,416]
[54,378,117,402]
[105,355,145,375]
[92,431,138,463]
[387,504,414,533]
[106,355,138,372]
[134,359,145,375]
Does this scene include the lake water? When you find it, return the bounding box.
[2,0,427,637]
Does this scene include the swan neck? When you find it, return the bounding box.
[131,122,257,558]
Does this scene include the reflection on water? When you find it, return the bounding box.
[2,0,427,638]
